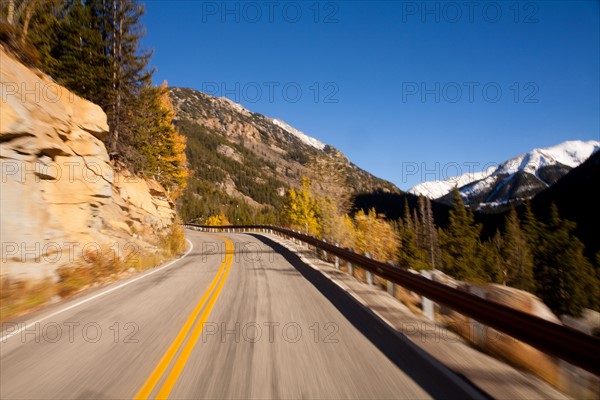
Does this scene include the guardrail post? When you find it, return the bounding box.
[334,243,339,269]
[421,270,434,321]
[387,280,395,296]
[365,253,373,285]
[347,261,353,277]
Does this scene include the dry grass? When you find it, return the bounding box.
[1,223,188,322]
[0,276,54,323]
[161,222,187,255]
[58,223,186,298]
[56,244,126,298]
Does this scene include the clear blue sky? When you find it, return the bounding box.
[141,1,600,190]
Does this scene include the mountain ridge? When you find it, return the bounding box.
[170,87,399,222]
[409,140,600,211]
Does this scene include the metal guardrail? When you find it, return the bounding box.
[186,223,600,375]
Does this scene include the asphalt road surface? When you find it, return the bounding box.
[0,230,481,399]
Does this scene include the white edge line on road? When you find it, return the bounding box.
[1,238,194,343]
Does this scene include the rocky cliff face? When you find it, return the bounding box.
[0,47,176,280]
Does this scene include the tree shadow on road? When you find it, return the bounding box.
[249,234,491,400]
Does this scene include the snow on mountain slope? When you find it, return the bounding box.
[213,98,327,151]
[494,140,599,176]
[409,167,495,199]
[271,118,326,150]
[408,140,600,208]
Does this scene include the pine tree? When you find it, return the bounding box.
[26,0,153,157]
[419,197,440,269]
[103,0,153,155]
[502,208,535,291]
[521,200,541,250]
[486,230,505,284]
[533,204,599,316]
[439,189,485,281]
[403,198,412,231]
[398,210,429,271]
[22,1,189,193]
[42,1,109,103]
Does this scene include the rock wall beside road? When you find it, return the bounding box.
[0,47,176,279]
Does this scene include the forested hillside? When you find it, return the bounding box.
[170,87,399,224]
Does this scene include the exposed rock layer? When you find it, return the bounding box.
[0,47,176,279]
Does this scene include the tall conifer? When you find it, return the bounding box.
[439,189,484,281]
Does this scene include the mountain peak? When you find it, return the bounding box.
[270,118,326,150]
[409,139,600,210]
[215,95,251,116]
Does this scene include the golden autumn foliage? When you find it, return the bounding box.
[156,81,189,200]
[205,212,231,226]
[280,176,398,262]
[126,81,189,201]
[316,196,356,248]
[281,177,321,236]
[353,208,399,262]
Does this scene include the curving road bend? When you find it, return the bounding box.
[1,230,476,399]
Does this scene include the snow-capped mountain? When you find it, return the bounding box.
[271,118,326,150]
[409,140,600,210]
[409,167,496,199]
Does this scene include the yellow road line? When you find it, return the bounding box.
[134,235,233,400]
[155,237,234,399]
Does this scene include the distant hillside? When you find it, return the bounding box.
[526,150,600,259]
[170,87,399,222]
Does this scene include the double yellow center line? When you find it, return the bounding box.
[134,235,234,400]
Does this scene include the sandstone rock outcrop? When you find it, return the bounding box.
[0,47,176,279]
[427,271,598,398]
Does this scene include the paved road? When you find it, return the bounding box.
[0,230,477,399]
